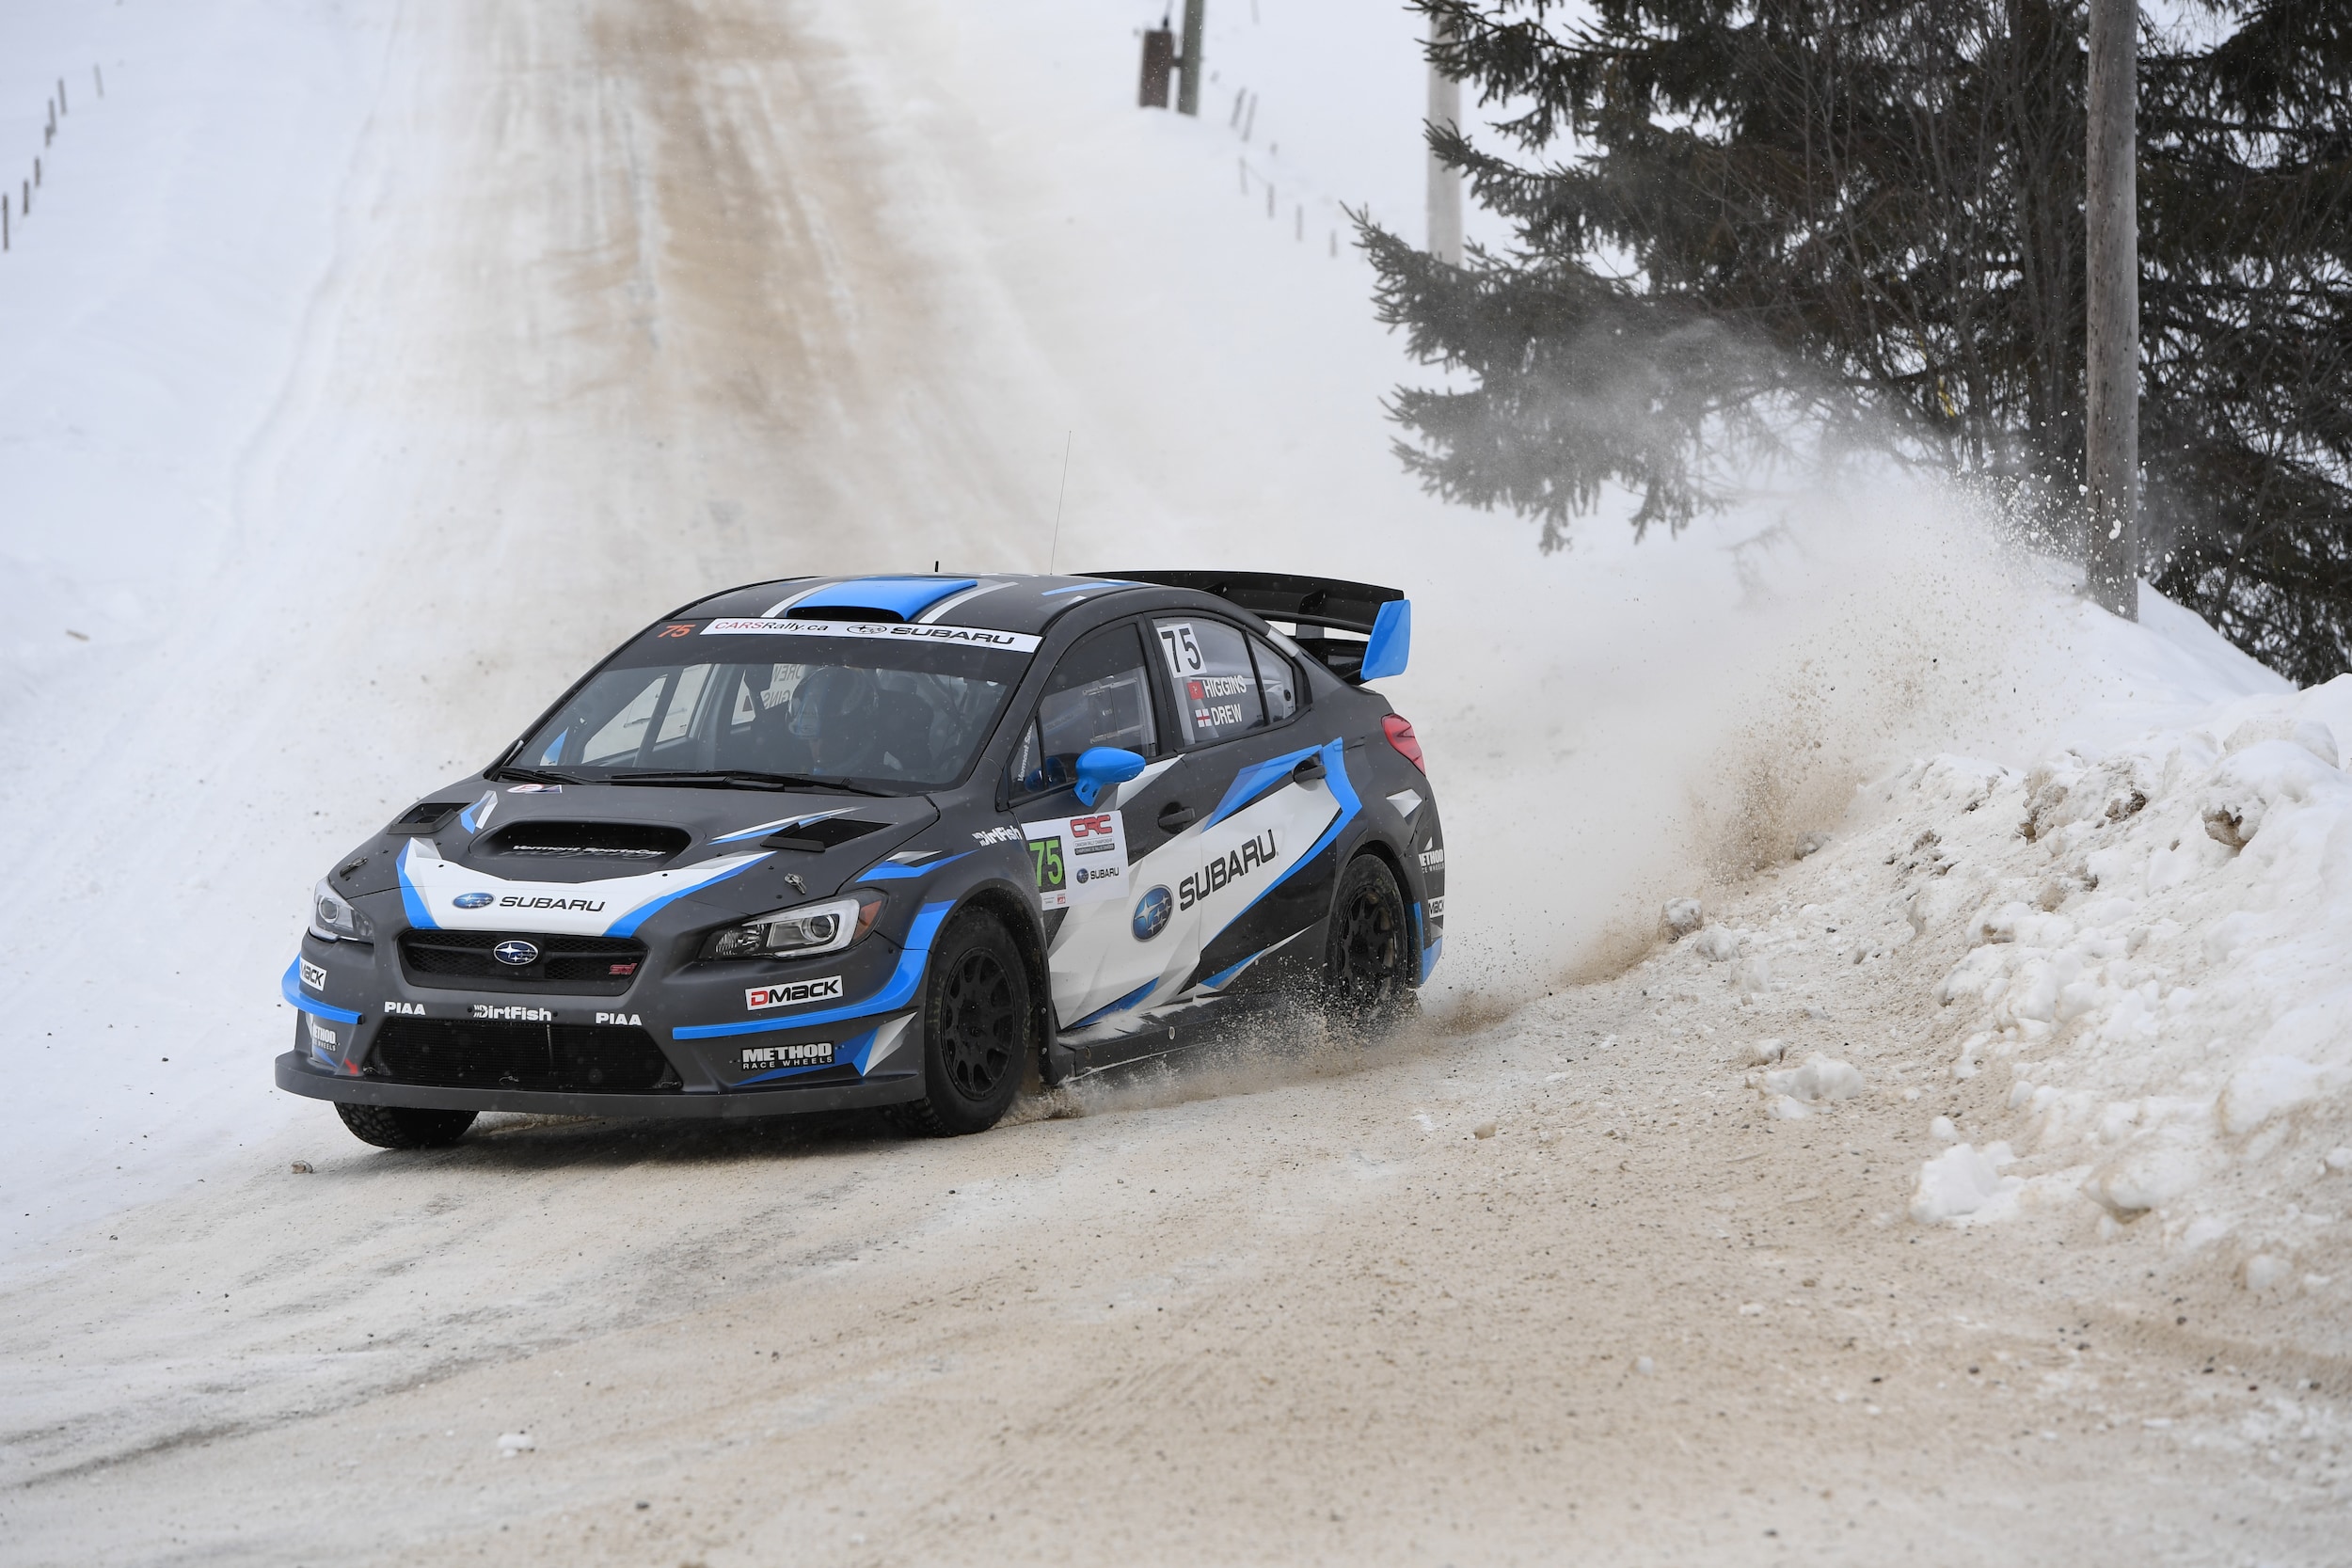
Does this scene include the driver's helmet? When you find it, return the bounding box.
[788,665,879,746]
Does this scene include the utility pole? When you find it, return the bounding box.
[2085,0,2139,619]
[1426,17,1463,265]
[1177,0,1206,117]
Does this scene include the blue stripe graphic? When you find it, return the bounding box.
[280,960,362,1023]
[1201,743,1326,831]
[396,841,437,930]
[1069,977,1158,1029]
[857,852,968,881]
[1224,738,1358,929]
[604,856,769,939]
[672,901,954,1040]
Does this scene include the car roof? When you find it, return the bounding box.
[669,573,1195,638]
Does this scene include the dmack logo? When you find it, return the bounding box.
[1176,830,1279,911]
[746,975,844,1011]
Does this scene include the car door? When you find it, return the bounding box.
[1097,613,1350,1019]
[1004,620,1178,1032]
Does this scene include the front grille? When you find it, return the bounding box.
[399,930,646,994]
[369,1019,676,1092]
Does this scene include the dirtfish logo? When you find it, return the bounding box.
[1176,830,1278,911]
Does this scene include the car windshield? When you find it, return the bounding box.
[514,620,1030,793]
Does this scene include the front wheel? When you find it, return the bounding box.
[890,911,1033,1137]
[1321,853,1414,1034]
[335,1102,478,1149]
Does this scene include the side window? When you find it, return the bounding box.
[1008,625,1160,797]
[1248,634,1299,722]
[1152,617,1265,748]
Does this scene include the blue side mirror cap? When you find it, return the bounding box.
[1359,598,1411,681]
[1073,746,1148,807]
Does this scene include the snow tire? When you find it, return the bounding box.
[890,911,1033,1137]
[335,1102,479,1149]
[1321,852,1413,1036]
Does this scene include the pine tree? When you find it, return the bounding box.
[1369,0,2352,683]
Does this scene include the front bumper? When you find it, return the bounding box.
[279,903,949,1117]
[274,1049,921,1117]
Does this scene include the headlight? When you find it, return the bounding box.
[702,893,885,960]
[310,879,375,942]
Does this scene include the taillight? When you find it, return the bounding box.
[1382,714,1425,773]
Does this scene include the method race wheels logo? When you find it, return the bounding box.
[453,892,495,910]
[1132,885,1172,941]
[493,940,541,966]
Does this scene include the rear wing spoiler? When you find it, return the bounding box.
[1086,570,1410,683]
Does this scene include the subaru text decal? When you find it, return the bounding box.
[1178,830,1279,911]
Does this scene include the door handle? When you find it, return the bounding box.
[1157,802,1197,831]
[1291,754,1327,783]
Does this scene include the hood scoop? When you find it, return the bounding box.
[481,821,692,864]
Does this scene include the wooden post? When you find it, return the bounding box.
[2085,0,2139,619]
[3,193,9,252]
[1426,18,1463,265]
[58,78,68,115]
[1138,26,1174,109]
[95,64,104,99]
[1177,0,1206,117]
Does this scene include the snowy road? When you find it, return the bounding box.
[3,0,2347,1562]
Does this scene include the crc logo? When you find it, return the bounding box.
[1132,885,1172,942]
[1070,814,1114,840]
[493,940,542,966]
[453,892,494,910]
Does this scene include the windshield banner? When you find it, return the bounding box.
[699,618,1041,653]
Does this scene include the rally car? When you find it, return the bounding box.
[278,570,1445,1148]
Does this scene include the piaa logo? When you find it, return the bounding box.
[453,892,494,910]
[1132,885,1172,942]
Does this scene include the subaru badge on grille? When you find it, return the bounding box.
[492,940,541,966]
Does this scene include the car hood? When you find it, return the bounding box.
[335,782,941,937]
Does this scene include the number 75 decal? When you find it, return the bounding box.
[1156,622,1203,677]
[1021,811,1129,911]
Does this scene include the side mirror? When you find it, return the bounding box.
[1359,598,1411,681]
[1073,746,1147,808]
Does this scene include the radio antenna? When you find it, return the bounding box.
[1047,431,1073,574]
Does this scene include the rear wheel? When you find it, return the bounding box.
[891,912,1032,1137]
[335,1102,478,1149]
[1321,853,1413,1033]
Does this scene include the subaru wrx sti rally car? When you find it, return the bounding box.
[278,571,1445,1148]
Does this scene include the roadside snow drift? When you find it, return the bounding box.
[1878,678,2352,1271]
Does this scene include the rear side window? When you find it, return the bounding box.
[1248,634,1299,722]
[1152,617,1266,747]
[1008,624,1160,797]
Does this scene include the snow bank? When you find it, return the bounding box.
[1884,674,2352,1263]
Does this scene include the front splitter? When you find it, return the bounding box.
[274,1053,924,1118]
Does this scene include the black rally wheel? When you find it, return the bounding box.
[335,1102,478,1149]
[893,911,1032,1137]
[1321,853,1413,1032]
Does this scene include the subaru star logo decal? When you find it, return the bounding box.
[453,892,494,910]
[1132,885,1172,942]
[493,940,541,967]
